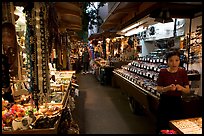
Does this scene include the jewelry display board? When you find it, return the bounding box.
[25,4,35,93]
[169,117,202,134]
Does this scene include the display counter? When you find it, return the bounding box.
[169,117,202,134]
[2,71,78,134]
[112,56,202,119]
[91,58,114,85]
[110,60,131,68]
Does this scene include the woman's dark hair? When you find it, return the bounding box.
[166,49,181,61]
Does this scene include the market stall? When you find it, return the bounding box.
[2,70,79,134]
[2,2,80,134]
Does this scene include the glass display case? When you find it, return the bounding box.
[112,49,202,117]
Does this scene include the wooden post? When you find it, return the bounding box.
[187,18,192,71]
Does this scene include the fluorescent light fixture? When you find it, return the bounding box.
[125,26,145,36]
[121,23,140,33]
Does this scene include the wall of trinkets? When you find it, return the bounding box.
[112,16,202,127]
[2,2,79,134]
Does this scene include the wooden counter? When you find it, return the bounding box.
[2,71,74,134]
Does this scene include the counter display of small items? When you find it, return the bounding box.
[114,50,201,98]
[2,71,77,134]
[169,117,202,134]
[112,48,201,116]
[2,99,63,133]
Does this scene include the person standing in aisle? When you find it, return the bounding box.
[156,49,190,133]
[82,46,90,74]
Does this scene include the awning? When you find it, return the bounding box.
[100,2,202,32]
[54,2,83,33]
[88,31,122,41]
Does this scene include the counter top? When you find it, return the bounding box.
[169,117,202,134]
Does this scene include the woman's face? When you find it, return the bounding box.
[167,55,180,70]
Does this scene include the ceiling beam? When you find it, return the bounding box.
[56,7,81,17]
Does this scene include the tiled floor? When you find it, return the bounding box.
[73,73,157,134]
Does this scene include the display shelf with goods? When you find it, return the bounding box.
[90,58,114,85]
[2,2,80,134]
[186,25,202,68]
[112,48,202,118]
[2,71,79,134]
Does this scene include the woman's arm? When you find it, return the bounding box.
[157,84,177,93]
[176,84,190,93]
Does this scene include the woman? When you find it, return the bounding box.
[156,49,190,133]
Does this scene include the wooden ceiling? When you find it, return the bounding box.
[54,2,83,33]
[101,2,202,32]
[13,2,83,41]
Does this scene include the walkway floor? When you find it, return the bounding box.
[73,72,156,134]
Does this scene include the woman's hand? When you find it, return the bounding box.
[168,84,176,91]
[176,84,183,91]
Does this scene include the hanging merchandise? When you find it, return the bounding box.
[25,5,34,93]
[24,2,40,110]
[35,2,51,105]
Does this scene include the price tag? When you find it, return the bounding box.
[160,59,163,62]
[144,65,146,69]
[154,76,157,81]
[153,59,155,63]
[150,59,152,62]
[164,60,167,64]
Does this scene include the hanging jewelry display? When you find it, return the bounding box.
[35,3,51,105]
[25,6,34,93]
[43,2,51,103]
[24,3,40,109]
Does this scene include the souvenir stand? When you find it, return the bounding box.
[2,2,79,134]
